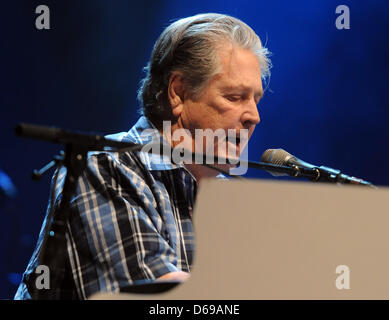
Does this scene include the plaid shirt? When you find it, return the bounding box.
[15,116,197,299]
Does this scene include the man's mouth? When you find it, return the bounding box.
[226,135,241,146]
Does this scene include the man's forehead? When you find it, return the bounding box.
[212,47,263,92]
[217,46,260,70]
[219,83,264,97]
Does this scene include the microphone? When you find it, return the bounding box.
[261,148,375,187]
[14,123,140,151]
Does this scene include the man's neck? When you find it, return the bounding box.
[159,119,219,185]
[183,163,219,185]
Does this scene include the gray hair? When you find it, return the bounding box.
[137,13,271,128]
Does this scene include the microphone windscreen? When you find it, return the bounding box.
[261,148,292,166]
[260,148,294,177]
[15,123,61,142]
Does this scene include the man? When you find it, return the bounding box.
[15,13,271,299]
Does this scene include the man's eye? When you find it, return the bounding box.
[226,95,241,102]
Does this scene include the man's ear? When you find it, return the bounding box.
[168,71,186,118]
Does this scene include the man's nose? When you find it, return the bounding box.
[242,99,260,128]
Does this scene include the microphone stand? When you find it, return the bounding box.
[31,144,88,299]
[15,124,143,299]
[244,161,375,187]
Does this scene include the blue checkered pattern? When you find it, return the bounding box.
[15,117,196,299]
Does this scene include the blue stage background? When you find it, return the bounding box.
[1,0,388,298]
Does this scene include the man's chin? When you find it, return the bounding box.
[214,162,237,173]
[214,144,242,163]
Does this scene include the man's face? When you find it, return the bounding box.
[180,45,263,158]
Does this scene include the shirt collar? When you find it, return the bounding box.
[106,116,183,172]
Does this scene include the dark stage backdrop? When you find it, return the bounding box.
[1,0,388,298]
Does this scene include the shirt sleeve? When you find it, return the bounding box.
[65,151,180,299]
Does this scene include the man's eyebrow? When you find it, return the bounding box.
[220,85,264,97]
